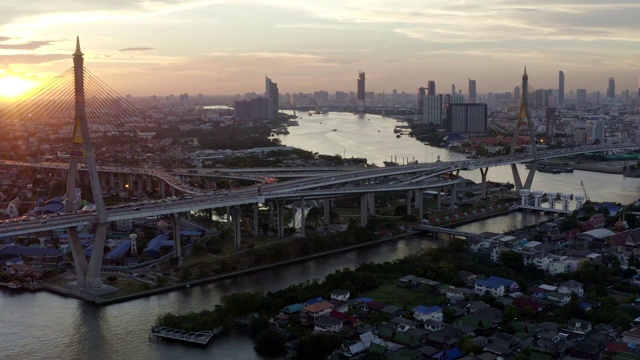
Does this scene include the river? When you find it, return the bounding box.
[2,111,640,359]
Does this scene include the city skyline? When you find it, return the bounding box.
[1,0,639,99]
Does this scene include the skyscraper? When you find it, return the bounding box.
[427,81,436,96]
[417,87,426,115]
[451,84,456,96]
[558,71,565,104]
[423,94,443,124]
[468,79,477,103]
[577,89,587,104]
[607,77,615,99]
[265,76,278,119]
[357,71,365,112]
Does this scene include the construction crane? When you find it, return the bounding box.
[580,181,590,201]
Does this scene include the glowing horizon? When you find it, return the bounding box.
[1,1,639,97]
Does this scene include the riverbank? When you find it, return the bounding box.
[544,159,627,174]
[42,231,422,306]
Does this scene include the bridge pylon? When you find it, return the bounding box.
[510,67,538,190]
[64,37,109,289]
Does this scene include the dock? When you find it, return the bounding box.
[149,326,222,346]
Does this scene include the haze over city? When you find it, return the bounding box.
[1,0,640,99]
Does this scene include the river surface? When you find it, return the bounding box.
[3,111,640,360]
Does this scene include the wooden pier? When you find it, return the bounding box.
[149,326,222,346]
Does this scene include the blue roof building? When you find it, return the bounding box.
[105,240,132,260]
[143,233,174,258]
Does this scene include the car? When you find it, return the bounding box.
[133,207,141,211]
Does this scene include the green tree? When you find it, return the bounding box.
[499,250,524,271]
[295,332,342,360]
[254,328,288,357]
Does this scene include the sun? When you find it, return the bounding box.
[0,75,38,100]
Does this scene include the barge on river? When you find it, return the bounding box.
[149,326,223,346]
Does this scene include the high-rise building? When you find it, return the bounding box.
[445,103,487,134]
[558,71,565,104]
[265,76,278,119]
[417,87,426,115]
[607,77,615,99]
[545,107,557,138]
[427,81,436,96]
[468,79,477,103]
[357,71,365,112]
[423,94,443,125]
[514,86,520,101]
[577,89,587,104]
[451,84,456,96]
[234,97,270,120]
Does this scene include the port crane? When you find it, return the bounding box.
[580,181,590,201]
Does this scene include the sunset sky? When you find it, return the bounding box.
[1,0,639,98]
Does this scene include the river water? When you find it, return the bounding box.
[2,111,640,360]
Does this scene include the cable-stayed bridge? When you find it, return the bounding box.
[1,39,638,291]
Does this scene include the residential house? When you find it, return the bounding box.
[558,280,584,297]
[549,260,572,275]
[547,292,571,306]
[530,287,551,299]
[475,279,505,297]
[330,289,350,302]
[412,305,443,322]
[565,318,592,334]
[313,315,343,333]
[622,327,640,346]
[301,301,334,325]
[423,319,445,332]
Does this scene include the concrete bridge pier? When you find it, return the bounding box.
[159,181,166,198]
[480,168,489,198]
[109,173,115,188]
[532,190,544,208]
[277,200,286,239]
[406,191,413,215]
[560,193,571,211]
[171,213,182,262]
[137,175,144,196]
[415,190,424,220]
[268,201,275,226]
[575,195,585,210]
[368,193,376,216]
[127,174,133,193]
[146,175,152,193]
[519,189,530,206]
[85,223,108,288]
[360,194,369,227]
[117,174,124,191]
[436,190,442,212]
[547,192,557,209]
[300,197,306,237]
[323,199,331,226]
[100,174,107,188]
[230,206,242,250]
[67,226,88,287]
[170,186,175,198]
[450,183,457,214]
[253,203,259,236]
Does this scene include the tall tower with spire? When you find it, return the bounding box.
[510,67,538,190]
[65,37,110,289]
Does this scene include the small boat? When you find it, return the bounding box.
[396,134,401,138]
[332,129,338,132]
